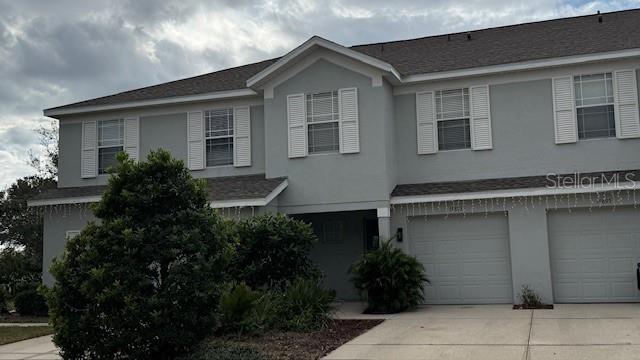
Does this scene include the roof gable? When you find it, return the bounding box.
[246,36,402,89]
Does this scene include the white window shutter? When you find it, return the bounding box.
[338,87,360,154]
[287,94,307,158]
[124,117,139,161]
[81,120,97,178]
[614,69,640,139]
[233,106,251,167]
[187,111,205,170]
[470,85,493,150]
[552,76,577,144]
[416,91,437,154]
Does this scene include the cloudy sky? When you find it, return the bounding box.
[1,0,638,188]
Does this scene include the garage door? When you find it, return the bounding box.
[549,207,640,303]
[409,213,513,304]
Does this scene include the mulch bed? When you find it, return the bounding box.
[512,304,554,310]
[237,319,383,360]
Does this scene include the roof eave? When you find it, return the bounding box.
[390,181,640,205]
[43,88,259,117]
[402,48,640,84]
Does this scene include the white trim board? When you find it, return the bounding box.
[28,195,101,207]
[390,181,640,205]
[44,89,258,117]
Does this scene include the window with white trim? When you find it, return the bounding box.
[435,88,471,150]
[97,119,124,174]
[574,73,616,139]
[205,108,234,166]
[306,91,340,154]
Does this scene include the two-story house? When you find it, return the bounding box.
[30,9,640,304]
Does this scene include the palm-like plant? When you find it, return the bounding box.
[350,240,429,313]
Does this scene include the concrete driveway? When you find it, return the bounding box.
[325,304,640,360]
[0,335,59,360]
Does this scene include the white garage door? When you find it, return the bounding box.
[549,207,640,303]
[409,213,513,304]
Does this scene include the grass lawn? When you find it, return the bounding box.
[0,326,54,345]
[192,319,383,360]
[0,315,49,323]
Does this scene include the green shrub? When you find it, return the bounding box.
[183,340,269,360]
[232,214,319,289]
[14,286,48,316]
[0,249,40,297]
[519,285,543,308]
[219,282,261,334]
[46,150,231,360]
[350,240,428,314]
[277,277,335,331]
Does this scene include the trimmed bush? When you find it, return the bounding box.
[14,287,48,316]
[232,214,319,289]
[350,240,428,314]
[46,150,231,359]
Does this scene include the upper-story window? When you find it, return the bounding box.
[306,91,340,154]
[205,108,234,166]
[97,119,124,174]
[574,73,615,140]
[435,88,471,151]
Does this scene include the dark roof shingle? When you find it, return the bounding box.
[30,174,286,204]
[391,169,640,197]
[48,9,640,112]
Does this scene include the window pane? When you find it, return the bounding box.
[206,138,233,166]
[306,91,339,123]
[577,105,616,139]
[574,73,614,106]
[437,119,471,150]
[98,119,124,147]
[205,108,233,138]
[98,146,122,174]
[436,88,469,120]
[308,122,339,153]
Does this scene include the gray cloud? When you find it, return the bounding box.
[0,0,638,188]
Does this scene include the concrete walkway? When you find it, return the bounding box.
[325,303,640,360]
[0,335,59,359]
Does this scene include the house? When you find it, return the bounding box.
[29,9,640,304]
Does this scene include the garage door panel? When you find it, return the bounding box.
[548,207,640,303]
[410,213,513,304]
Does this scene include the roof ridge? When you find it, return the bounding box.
[349,8,639,49]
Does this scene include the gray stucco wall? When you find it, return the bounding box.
[42,205,96,285]
[58,105,266,188]
[264,59,394,213]
[394,77,640,184]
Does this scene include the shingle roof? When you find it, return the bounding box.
[30,174,286,204]
[47,9,640,112]
[391,169,640,197]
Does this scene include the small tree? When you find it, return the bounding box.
[47,150,230,359]
[232,214,319,289]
